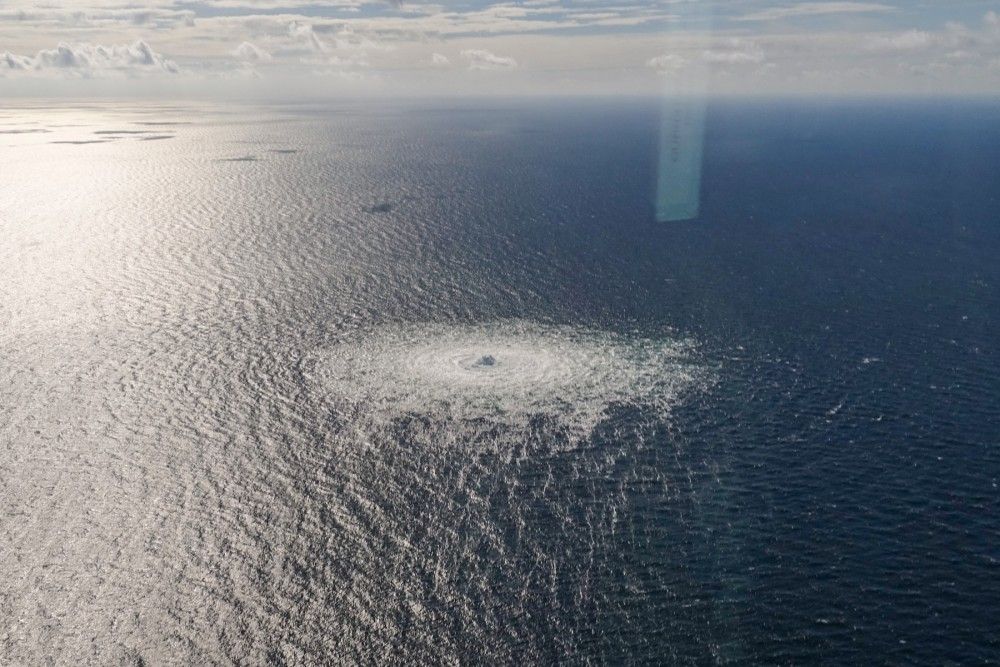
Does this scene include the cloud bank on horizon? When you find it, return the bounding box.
[1,1,998,96]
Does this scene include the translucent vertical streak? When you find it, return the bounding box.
[655,14,711,222]
[656,94,706,222]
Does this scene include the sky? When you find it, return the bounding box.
[1,0,999,98]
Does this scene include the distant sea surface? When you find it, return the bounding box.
[1,99,998,664]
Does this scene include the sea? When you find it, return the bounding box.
[1,98,998,664]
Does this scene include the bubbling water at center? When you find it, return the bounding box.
[310,321,707,440]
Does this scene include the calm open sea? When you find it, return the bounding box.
[1,99,998,664]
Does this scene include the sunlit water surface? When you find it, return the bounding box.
[1,101,998,664]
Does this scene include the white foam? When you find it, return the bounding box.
[309,321,707,441]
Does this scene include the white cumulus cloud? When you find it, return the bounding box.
[646,54,686,73]
[461,48,517,70]
[0,40,178,76]
[288,22,328,53]
[233,41,272,62]
[702,45,765,64]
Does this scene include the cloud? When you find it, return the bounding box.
[646,54,686,73]
[332,27,392,52]
[232,41,272,62]
[289,21,328,53]
[864,13,1000,55]
[702,43,765,64]
[0,40,178,76]
[2,52,33,71]
[647,40,764,73]
[1,2,999,95]
[740,2,894,22]
[461,48,517,70]
[867,29,934,52]
[284,21,384,72]
[0,7,195,30]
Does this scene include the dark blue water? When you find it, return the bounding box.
[2,99,998,664]
[513,99,1000,663]
[567,99,1000,664]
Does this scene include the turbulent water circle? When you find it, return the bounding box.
[311,322,707,437]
